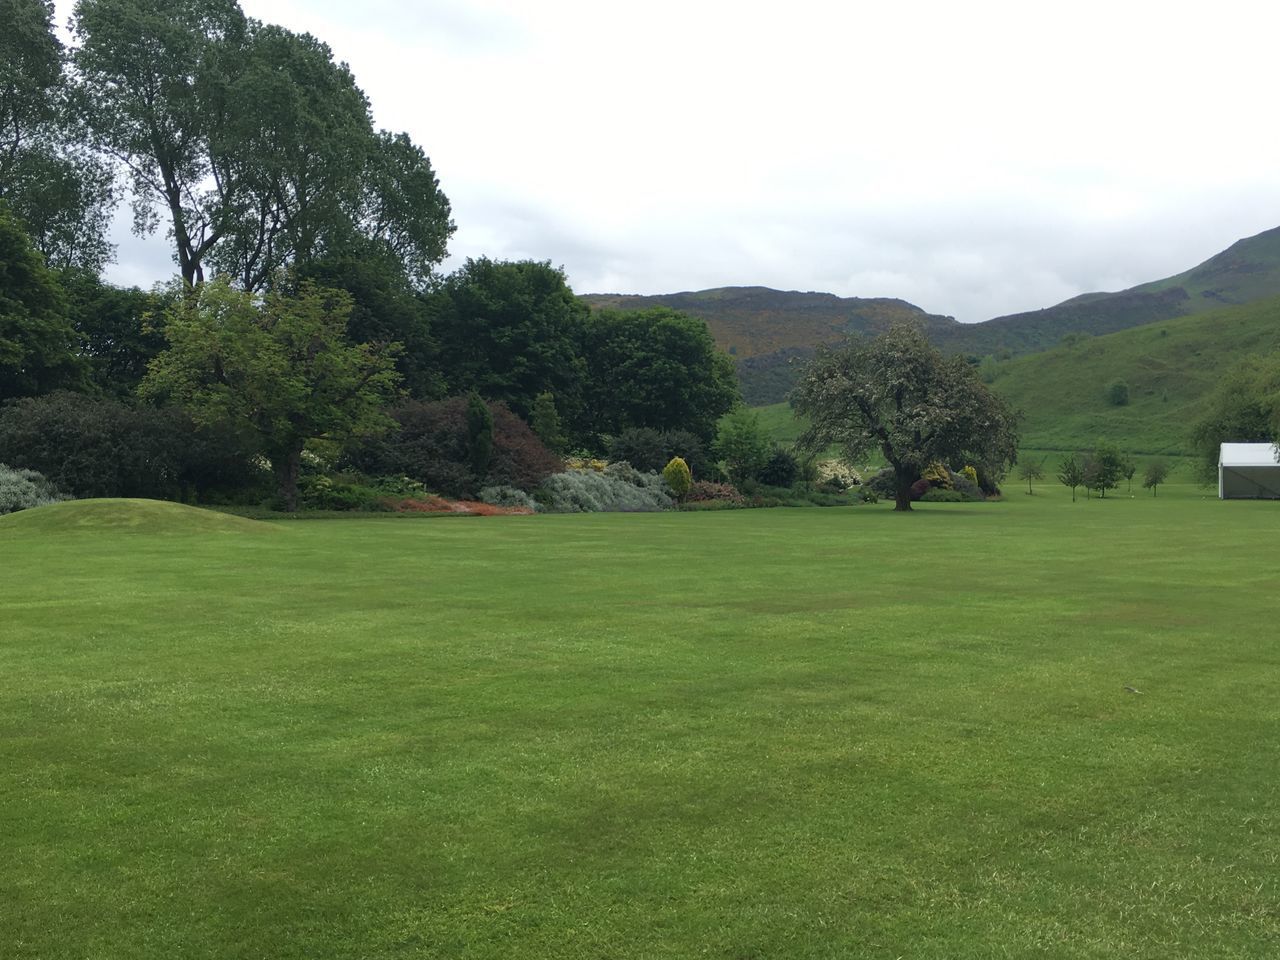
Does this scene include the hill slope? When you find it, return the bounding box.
[990,295,1280,455]
[586,226,1280,404]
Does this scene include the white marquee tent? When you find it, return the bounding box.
[1219,443,1280,499]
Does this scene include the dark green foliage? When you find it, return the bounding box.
[353,396,561,498]
[72,0,451,289]
[1108,380,1130,406]
[466,390,493,477]
[431,258,588,423]
[758,447,800,487]
[60,270,167,396]
[1082,442,1125,498]
[0,390,256,499]
[530,391,565,455]
[292,255,442,399]
[607,427,666,472]
[1057,452,1084,502]
[0,205,84,399]
[1142,460,1169,496]
[919,488,968,502]
[793,324,1020,511]
[0,0,116,272]
[580,307,739,444]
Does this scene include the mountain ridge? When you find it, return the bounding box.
[583,225,1280,404]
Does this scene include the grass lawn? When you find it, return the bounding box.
[2,492,1278,958]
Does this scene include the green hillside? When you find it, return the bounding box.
[592,226,1280,405]
[747,295,1280,464]
[990,295,1280,455]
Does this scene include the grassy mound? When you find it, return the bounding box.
[0,498,277,536]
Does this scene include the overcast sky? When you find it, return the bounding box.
[73,0,1280,323]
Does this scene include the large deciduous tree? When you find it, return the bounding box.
[72,0,452,289]
[72,0,248,286]
[0,0,116,272]
[791,324,1020,511]
[579,307,739,445]
[431,258,590,422]
[141,277,400,510]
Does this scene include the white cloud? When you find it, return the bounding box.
[71,0,1280,322]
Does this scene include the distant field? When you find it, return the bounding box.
[2,494,1278,958]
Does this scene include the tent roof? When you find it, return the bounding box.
[1220,443,1280,467]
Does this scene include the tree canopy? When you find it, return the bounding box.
[579,307,739,445]
[792,324,1020,510]
[140,278,400,509]
[0,203,84,399]
[71,0,452,290]
[1,0,116,272]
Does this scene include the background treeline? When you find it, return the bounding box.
[0,0,745,511]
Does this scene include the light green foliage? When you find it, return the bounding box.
[661,456,692,498]
[792,324,1020,510]
[961,464,980,487]
[141,278,400,510]
[713,407,771,485]
[530,391,566,455]
[922,461,952,489]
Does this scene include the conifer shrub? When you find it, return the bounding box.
[661,456,692,499]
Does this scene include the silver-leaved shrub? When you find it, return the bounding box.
[538,462,673,513]
[0,463,68,515]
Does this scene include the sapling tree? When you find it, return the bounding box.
[1018,458,1045,495]
[1142,460,1169,497]
[1057,452,1084,502]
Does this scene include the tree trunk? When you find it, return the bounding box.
[275,446,302,512]
[894,476,913,512]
